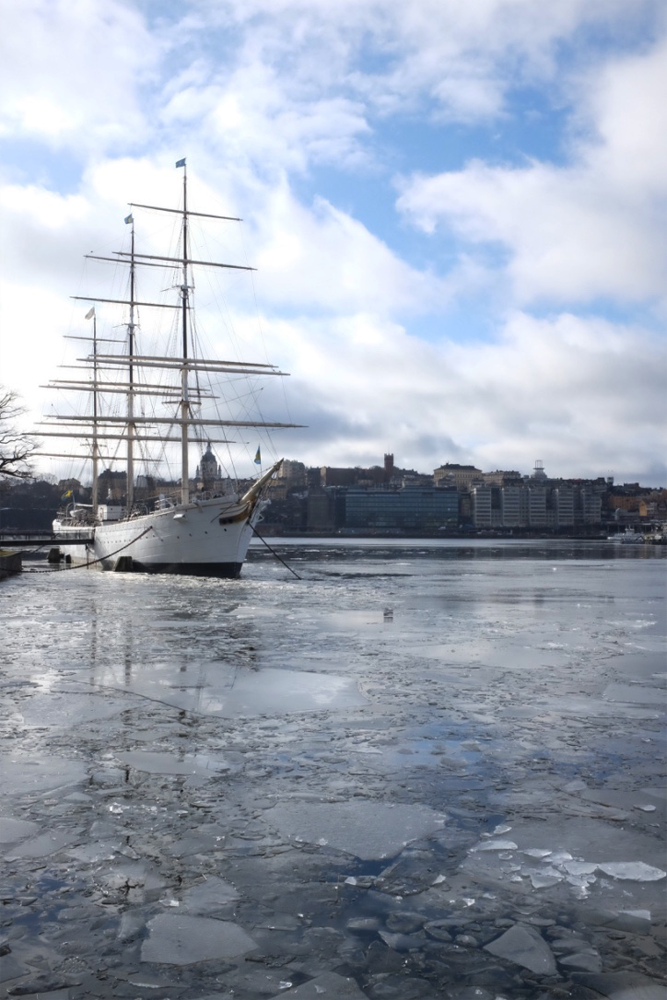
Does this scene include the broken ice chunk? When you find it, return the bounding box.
[471,839,518,852]
[564,861,597,877]
[529,870,564,889]
[0,817,39,843]
[571,970,667,999]
[559,950,603,973]
[597,861,666,881]
[267,801,446,860]
[484,923,557,975]
[5,829,79,859]
[141,914,256,964]
[550,851,573,864]
[266,972,369,999]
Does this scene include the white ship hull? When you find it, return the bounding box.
[53,493,265,577]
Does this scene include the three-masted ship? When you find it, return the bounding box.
[39,160,299,576]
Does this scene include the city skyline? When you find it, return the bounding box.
[1,1,665,488]
[32,450,664,494]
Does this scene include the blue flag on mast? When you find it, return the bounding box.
[175,158,186,168]
[254,447,261,465]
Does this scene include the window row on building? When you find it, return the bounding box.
[281,481,603,533]
[470,484,601,528]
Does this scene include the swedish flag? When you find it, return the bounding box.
[254,447,261,465]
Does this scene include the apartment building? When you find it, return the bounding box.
[469,482,597,529]
[346,484,459,531]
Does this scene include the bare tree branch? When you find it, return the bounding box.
[0,389,37,480]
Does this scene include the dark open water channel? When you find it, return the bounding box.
[0,539,665,999]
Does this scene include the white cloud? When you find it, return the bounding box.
[179,0,662,128]
[1,0,665,488]
[396,34,667,308]
[270,309,665,482]
[248,185,459,316]
[575,33,667,195]
[397,158,665,305]
[0,0,160,150]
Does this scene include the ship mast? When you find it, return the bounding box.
[126,213,136,513]
[42,159,305,485]
[178,159,190,505]
[90,308,99,518]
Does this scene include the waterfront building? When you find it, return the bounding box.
[433,463,483,489]
[345,484,458,532]
[471,486,493,527]
[501,486,523,527]
[277,460,307,488]
[553,485,575,527]
[526,487,548,527]
[574,486,602,525]
[482,470,523,486]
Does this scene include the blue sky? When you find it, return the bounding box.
[1,0,665,486]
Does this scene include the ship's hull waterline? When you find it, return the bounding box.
[53,494,263,578]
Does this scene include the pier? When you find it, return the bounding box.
[0,531,93,547]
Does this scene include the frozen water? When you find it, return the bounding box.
[597,861,666,881]
[1,539,665,998]
[267,971,369,998]
[0,757,87,793]
[101,663,366,717]
[181,876,241,912]
[573,971,667,999]
[603,682,666,704]
[18,690,129,727]
[471,839,518,852]
[4,828,80,859]
[141,913,257,964]
[0,954,31,984]
[120,750,237,776]
[564,861,597,876]
[0,817,38,842]
[484,923,557,974]
[529,870,563,888]
[266,800,446,859]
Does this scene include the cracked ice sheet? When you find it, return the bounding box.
[5,828,81,859]
[266,801,446,860]
[141,913,257,964]
[118,750,240,777]
[0,757,88,795]
[0,817,39,842]
[461,818,667,907]
[95,664,366,716]
[181,877,240,913]
[17,690,131,728]
[268,972,369,999]
[574,971,667,999]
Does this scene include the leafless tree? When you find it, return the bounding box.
[0,389,36,479]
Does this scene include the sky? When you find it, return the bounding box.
[0,0,666,487]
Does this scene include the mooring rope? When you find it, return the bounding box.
[250,524,301,580]
[24,526,153,573]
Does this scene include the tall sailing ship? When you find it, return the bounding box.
[39,160,300,577]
